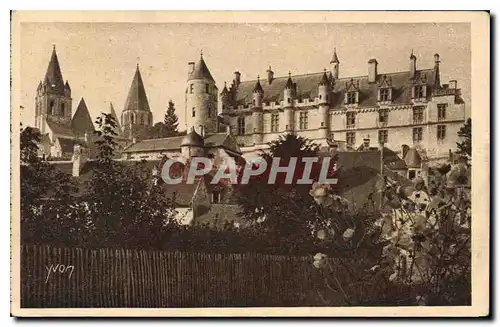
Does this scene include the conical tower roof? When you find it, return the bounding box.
[330,48,339,64]
[253,77,263,93]
[319,69,329,86]
[123,64,151,112]
[44,45,66,95]
[107,102,122,135]
[71,98,95,136]
[188,53,215,82]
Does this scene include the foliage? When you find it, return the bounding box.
[141,100,181,139]
[456,118,471,158]
[234,133,338,241]
[312,159,471,306]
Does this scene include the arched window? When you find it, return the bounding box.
[50,100,55,115]
[192,107,196,118]
[131,113,135,124]
[61,103,65,116]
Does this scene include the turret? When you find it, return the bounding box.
[121,64,153,140]
[252,76,264,145]
[185,52,218,135]
[330,48,340,79]
[318,69,330,139]
[181,127,205,158]
[409,50,417,79]
[283,72,295,132]
[220,81,230,112]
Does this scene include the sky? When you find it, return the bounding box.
[19,22,471,131]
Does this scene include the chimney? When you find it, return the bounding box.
[233,71,241,87]
[363,137,370,149]
[188,62,195,76]
[368,59,378,83]
[72,145,88,177]
[401,144,409,158]
[409,51,417,79]
[449,80,457,89]
[266,66,274,84]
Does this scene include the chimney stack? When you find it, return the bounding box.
[233,71,241,88]
[188,62,195,76]
[266,66,274,84]
[368,59,378,83]
[409,51,417,79]
[449,80,457,89]
[72,145,88,177]
[401,144,410,158]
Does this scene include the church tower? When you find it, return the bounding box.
[121,64,153,140]
[185,52,218,135]
[35,45,72,133]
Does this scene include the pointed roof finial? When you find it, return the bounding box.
[52,44,56,51]
[331,47,340,64]
[288,71,291,77]
[410,49,416,59]
[257,75,260,81]
[200,49,203,58]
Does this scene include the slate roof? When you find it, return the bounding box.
[181,129,204,147]
[123,133,240,154]
[403,148,422,168]
[123,65,151,112]
[228,67,448,108]
[71,98,95,136]
[57,137,86,154]
[188,55,215,82]
[43,46,66,95]
[46,118,74,137]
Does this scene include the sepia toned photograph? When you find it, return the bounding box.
[10,11,489,317]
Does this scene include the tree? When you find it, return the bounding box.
[234,134,338,243]
[456,118,471,158]
[140,100,180,140]
[164,100,179,135]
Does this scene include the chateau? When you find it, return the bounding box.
[216,49,466,162]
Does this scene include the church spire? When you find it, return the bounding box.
[43,45,66,95]
[123,64,151,112]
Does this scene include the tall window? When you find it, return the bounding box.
[237,117,245,135]
[206,83,210,94]
[346,132,356,146]
[412,106,424,124]
[192,107,196,118]
[437,125,446,140]
[299,111,308,130]
[438,103,447,121]
[131,113,135,124]
[212,192,221,204]
[378,109,389,124]
[379,88,390,102]
[347,92,356,104]
[271,113,279,132]
[190,84,194,94]
[61,103,65,116]
[378,130,388,144]
[140,114,144,125]
[346,112,356,128]
[414,85,424,98]
[50,100,55,115]
[413,127,423,143]
[208,106,212,118]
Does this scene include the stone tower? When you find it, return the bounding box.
[35,45,72,133]
[121,64,153,140]
[185,52,218,135]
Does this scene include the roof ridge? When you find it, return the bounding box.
[238,67,436,85]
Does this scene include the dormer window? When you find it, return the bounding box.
[344,78,360,105]
[411,74,428,100]
[346,92,356,104]
[414,85,425,98]
[379,88,391,102]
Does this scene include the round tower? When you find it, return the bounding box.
[181,127,205,158]
[185,52,218,135]
[252,76,264,145]
[283,72,295,132]
[318,69,331,140]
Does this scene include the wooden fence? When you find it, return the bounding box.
[20,245,342,308]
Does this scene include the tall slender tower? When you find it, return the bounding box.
[35,45,72,133]
[121,64,153,140]
[185,52,218,135]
